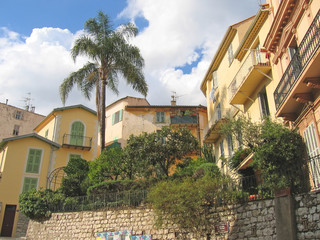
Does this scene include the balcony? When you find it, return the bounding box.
[170,115,198,126]
[274,10,320,120]
[228,49,271,105]
[62,134,92,150]
[203,108,234,144]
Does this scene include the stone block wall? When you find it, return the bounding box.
[26,199,276,240]
[24,191,320,240]
[295,191,320,239]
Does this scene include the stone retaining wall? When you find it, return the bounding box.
[24,191,320,239]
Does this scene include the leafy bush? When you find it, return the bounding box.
[229,148,252,170]
[60,157,89,197]
[19,189,64,220]
[148,168,239,232]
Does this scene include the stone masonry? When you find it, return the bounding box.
[24,191,320,240]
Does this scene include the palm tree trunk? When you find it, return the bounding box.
[100,79,106,152]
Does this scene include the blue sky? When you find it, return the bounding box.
[0,0,261,115]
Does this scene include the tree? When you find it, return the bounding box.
[125,127,199,178]
[60,11,148,152]
[87,146,124,185]
[60,157,89,197]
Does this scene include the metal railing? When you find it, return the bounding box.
[49,190,148,213]
[228,49,270,102]
[62,134,92,148]
[308,154,320,191]
[170,115,198,124]
[274,10,320,110]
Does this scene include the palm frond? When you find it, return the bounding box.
[71,36,100,62]
[60,62,98,104]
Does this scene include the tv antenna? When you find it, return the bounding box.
[21,92,35,111]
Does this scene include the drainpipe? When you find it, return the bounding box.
[46,145,58,189]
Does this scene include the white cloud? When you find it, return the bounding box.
[0,1,261,115]
[120,0,260,105]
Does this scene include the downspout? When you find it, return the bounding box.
[46,145,58,189]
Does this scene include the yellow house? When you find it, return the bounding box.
[0,104,98,237]
[201,4,273,174]
[105,96,207,148]
[264,0,320,190]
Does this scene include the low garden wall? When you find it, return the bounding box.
[24,191,320,240]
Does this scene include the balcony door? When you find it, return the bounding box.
[303,122,320,189]
[70,121,84,146]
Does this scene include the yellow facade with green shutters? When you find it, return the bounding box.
[0,105,98,237]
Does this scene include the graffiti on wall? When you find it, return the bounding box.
[96,230,152,240]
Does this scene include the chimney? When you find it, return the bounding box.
[171,100,176,106]
[6,99,8,105]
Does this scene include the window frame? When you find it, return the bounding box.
[112,109,123,125]
[22,177,38,193]
[156,111,165,123]
[25,148,43,174]
[13,124,20,136]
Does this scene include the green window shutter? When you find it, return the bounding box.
[26,149,42,173]
[70,121,84,145]
[112,113,115,125]
[119,109,123,122]
[22,177,38,192]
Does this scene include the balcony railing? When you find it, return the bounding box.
[203,108,234,143]
[228,49,271,105]
[62,134,92,150]
[274,10,320,110]
[308,154,320,191]
[170,115,198,125]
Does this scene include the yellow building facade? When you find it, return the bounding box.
[0,105,98,237]
[201,4,274,174]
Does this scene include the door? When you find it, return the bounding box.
[70,121,84,146]
[1,204,16,237]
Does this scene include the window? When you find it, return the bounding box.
[156,111,165,123]
[15,111,23,120]
[26,149,42,173]
[227,44,234,65]
[220,140,225,158]
[216,103,222,120]
[258,88,270,119]
[156,130,166,144]
[22,177,38,192]
[212,71,218,89]
[45,129,49,138]
[112,110,123,125]
[12,124,20,135]
[70,121,84,145]
[227,134,234,157]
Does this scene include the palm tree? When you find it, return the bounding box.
[60,11,148,152]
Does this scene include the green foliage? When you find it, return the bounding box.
[124,126,199,178]
[229,148,252,170]
[60,157,89,197]
[253,119,309,193]
[87,179,156,195]
[19,189,64,221]
[88,147,124,185]
[148,173,238,232]
[221,116,309,193]
[201,144,215,163]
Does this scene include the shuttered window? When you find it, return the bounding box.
[156,112,165,123]
[70,121,84,145]
[22,177,38,192]
[112,110,123,125]
[26,149,42,173]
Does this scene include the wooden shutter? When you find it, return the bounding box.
[112,113,115,125]
[22,177,38,192]
[26,149,42,173]
[119,109,123,122]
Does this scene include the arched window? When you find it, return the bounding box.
[70,121,84,146]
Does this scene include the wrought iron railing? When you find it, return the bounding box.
[170,115,198,124]
[48,190,148,213]
[274,10,320,110]
[228,49,270,102]
[62,134,92,148]
[308,154,320,191]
